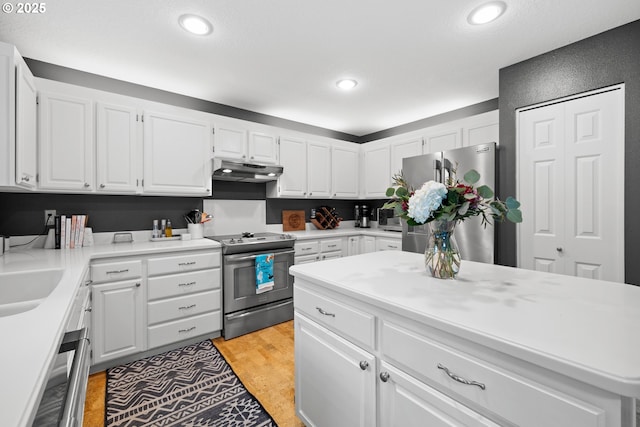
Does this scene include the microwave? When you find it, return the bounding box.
[377,208,402,231]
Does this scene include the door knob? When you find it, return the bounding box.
[379,372,390,382]
[359,361,369,371]
[556,247,563,252]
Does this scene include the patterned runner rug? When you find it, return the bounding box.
[106,340,277,426]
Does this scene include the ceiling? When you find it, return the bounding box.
[1,1,639,137]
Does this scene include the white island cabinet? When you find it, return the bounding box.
[290,251,640,427]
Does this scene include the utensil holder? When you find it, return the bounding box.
[188,223,204,239]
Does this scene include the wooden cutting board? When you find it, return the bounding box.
[282,210,306,231]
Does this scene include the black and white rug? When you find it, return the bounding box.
[106,340,277,426]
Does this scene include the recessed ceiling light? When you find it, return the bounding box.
[179,14,213,36]
[336,79,358,90]
[467,1,506,25]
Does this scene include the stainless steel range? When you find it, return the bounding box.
[208,232,296,339]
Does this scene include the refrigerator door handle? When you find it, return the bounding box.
[443,158,454,184]
[435,159,443,183]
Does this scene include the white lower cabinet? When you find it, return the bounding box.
[91,249,222,367]
[295,313,376,427]
[362,236,376,254]
[294,280,622,427]
[376,237,401,251]
[92,278,145,365]
[379,361,499,427]
[294,237,345,264]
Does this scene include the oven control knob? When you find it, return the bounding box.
[229,238,235,244]
[237,238,243,243]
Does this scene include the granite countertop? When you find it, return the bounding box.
[290,251,640,399]
[0,238,221,427]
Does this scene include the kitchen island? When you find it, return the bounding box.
[290,251,640,427]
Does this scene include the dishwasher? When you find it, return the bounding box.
[33,278,92,427]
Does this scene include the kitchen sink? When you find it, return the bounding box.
[0,268,64,316]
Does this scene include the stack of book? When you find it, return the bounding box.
[53,214,89,249]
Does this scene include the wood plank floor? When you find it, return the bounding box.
[83,320,304,427]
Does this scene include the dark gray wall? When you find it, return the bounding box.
[498,19,640,284]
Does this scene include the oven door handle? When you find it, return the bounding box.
[59,327,91,427]
[224,248,295,263]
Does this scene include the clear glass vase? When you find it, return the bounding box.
[425,220,461,279]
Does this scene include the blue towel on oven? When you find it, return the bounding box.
[255,253,275,294]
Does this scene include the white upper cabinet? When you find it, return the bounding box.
[96,102,139,193]
[362,140,391,198]
[14,57,37,189]
[0,43,37,189]
[38,90,94,191]
[331,141,359,198]
[248,131,278,164]
[143,110,212,196]
[213,122,278,164]
[306,140,332,198]
[213,123,247,161]
[390,137,422,177]
[272,136,307,197]
[462,110,499,147]
[423,126,461,153]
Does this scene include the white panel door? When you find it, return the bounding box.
[277,136,307,197]
[248,131,278,164]
[307,140,331,198]
[518,88,624,282]
[38,91,94,191]
[143,110,211,195]
[563,90,624,281]
[519,103,566,275]
[391,137,422,177]
[295,313,376,427]
[15,59,37,188]
[332,142,359,198]
[96,102,139,193]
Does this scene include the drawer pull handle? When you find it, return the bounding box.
[437,363,486,390]
[106,269,129,274]
[85,280,93,286]
[179,304,196,310]
[178,261,197,266]
[389,245,397,249]
[359,360,369,371]
[328,244,337,248]
[315,307,335,317]
[301,248,312,251]
[179,281,196,287]
[179,326,196,333]
[379,371,390,382]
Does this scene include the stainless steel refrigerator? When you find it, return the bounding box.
[402,142,497,264]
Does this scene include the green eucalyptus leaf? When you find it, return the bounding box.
[463,193,476,200]
[396,187,409,198]
[458,201,469,216]
[447,212,457,221]
[385,187,395,197]
[463,169,480,184]
[505,196,521,209]
[477,185,494,199]
[507,209,523,223]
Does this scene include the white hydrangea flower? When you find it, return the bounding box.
[408,181,447,223]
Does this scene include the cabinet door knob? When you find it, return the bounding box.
[84,182,90,188]
[556,247,563,252]
[251,156,254,159]
[100,183,105,188]
[309,192,312,196]
[379,371,390,382]
[22,176,30,182]
[359,360,369,371]
[85,307,92,312]
[135,282,141,287]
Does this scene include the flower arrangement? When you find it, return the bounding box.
[383,169,522,279]
[383,169,522,226]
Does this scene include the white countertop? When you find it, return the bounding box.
[287,227,402,241]
[0,238,220,427]
[290,251,640,399]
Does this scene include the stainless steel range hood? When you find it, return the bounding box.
[212,158,283,182]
